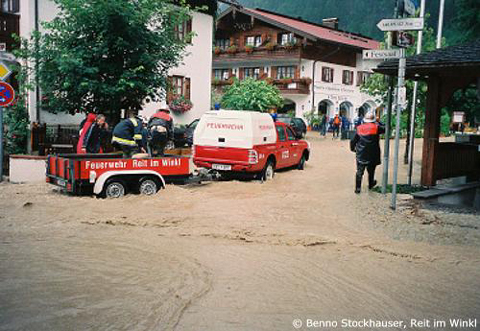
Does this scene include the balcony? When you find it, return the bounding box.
[213,44,301,68]
[212,77,311,95]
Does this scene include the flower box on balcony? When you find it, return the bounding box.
[227,45,237,54]
[245,45,254,54]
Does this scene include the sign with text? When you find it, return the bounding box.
[377,18,424,31]
[363,49,404,60]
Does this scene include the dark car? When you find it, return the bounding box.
[276,116,307,138]
[173,119,200,148]
[185,119,199,146]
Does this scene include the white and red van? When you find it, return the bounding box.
[193,110,310,180]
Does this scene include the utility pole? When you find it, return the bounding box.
[391,49,406,210]
[407,0,426,186]
[436,0,445,49]
[381,0,400,194]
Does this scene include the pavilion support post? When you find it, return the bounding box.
[421,78,441,187]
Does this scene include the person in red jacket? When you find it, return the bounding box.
[350,112,385,194]
[77,113,96,154]
[147,108,174,156]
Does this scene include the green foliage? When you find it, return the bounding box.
[2,61,30,155]
[303,109,319,126]
[451,0,480,44]
[221,78,283,112]
[19,0,191,122]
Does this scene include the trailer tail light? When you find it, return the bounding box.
[46,177,50,183]
[248,149,258,164]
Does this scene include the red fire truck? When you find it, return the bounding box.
[46,154,192,198]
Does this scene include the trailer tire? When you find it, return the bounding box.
[138,177,160,196]
[102,179,126,199]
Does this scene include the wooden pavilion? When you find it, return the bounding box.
[375,39,480,186]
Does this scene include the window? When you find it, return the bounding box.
[342,70,354,85]
[175,19,192,42]
[357,71,372,86]
[169,76,191,100]
[244,67,260,79]
[276,126,286,142]
[216,39,230,50]
[214,69,229,81]
[1,0,19,13]
[276,66,295,79]
[322,67,334,83]
[279,33,296,46]
[286,127,296,141]
[245,35,262,47]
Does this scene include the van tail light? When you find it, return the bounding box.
[248,149,258,164]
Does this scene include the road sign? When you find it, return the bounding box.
[377,17,424,31]
[0,52,15,62]
[0,81,15,107]
[397,86,407,106]
[393,31,415,48]
[403,0,419,16]
[0,61,12,81]
[363,49,404,60]
[0,43,6,52]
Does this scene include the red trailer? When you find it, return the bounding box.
[46,154,192,198]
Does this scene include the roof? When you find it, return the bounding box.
[219,7,380,50]
[375,39,480,78]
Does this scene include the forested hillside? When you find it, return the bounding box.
[229,0,478,45]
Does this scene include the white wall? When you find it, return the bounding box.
[9,156,46,183]
[141,11,213,125]
[20,1,213,126]
[20,0,85,125]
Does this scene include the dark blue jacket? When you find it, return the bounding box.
[112,117,143,146]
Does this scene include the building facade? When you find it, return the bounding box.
[15,0,214,126]
[213,7,381,125]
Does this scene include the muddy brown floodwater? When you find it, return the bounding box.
[0,135,479,331]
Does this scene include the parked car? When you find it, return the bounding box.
[276,115,307,138]
[193,110,310,180]
[174,119,200,148]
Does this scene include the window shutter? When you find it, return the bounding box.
[330,68,334,83]
[239,68,244,80]
[167,76,174,103]
[184,77,191,101]
[322,68,326,82]
[186,19,193,43]
[295,66,300,79]
[271,66,277,79]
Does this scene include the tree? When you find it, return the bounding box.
[21,0,192,123]
[451,0,480,44]
[221,78,284,111]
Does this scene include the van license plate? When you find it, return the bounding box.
[212,164,232,171]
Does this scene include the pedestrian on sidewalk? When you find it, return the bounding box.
[332,114,341,139]
[320,114,327,137]
[350,112,385,194]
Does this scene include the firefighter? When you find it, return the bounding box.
[112,111,145,158]
[147,108,174,156]
[350,112,385,194]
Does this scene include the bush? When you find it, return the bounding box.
[221,78,283,112]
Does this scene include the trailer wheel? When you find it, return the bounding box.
[139,177,159,196]
[103,180,126,199]
[260,159,275,181]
